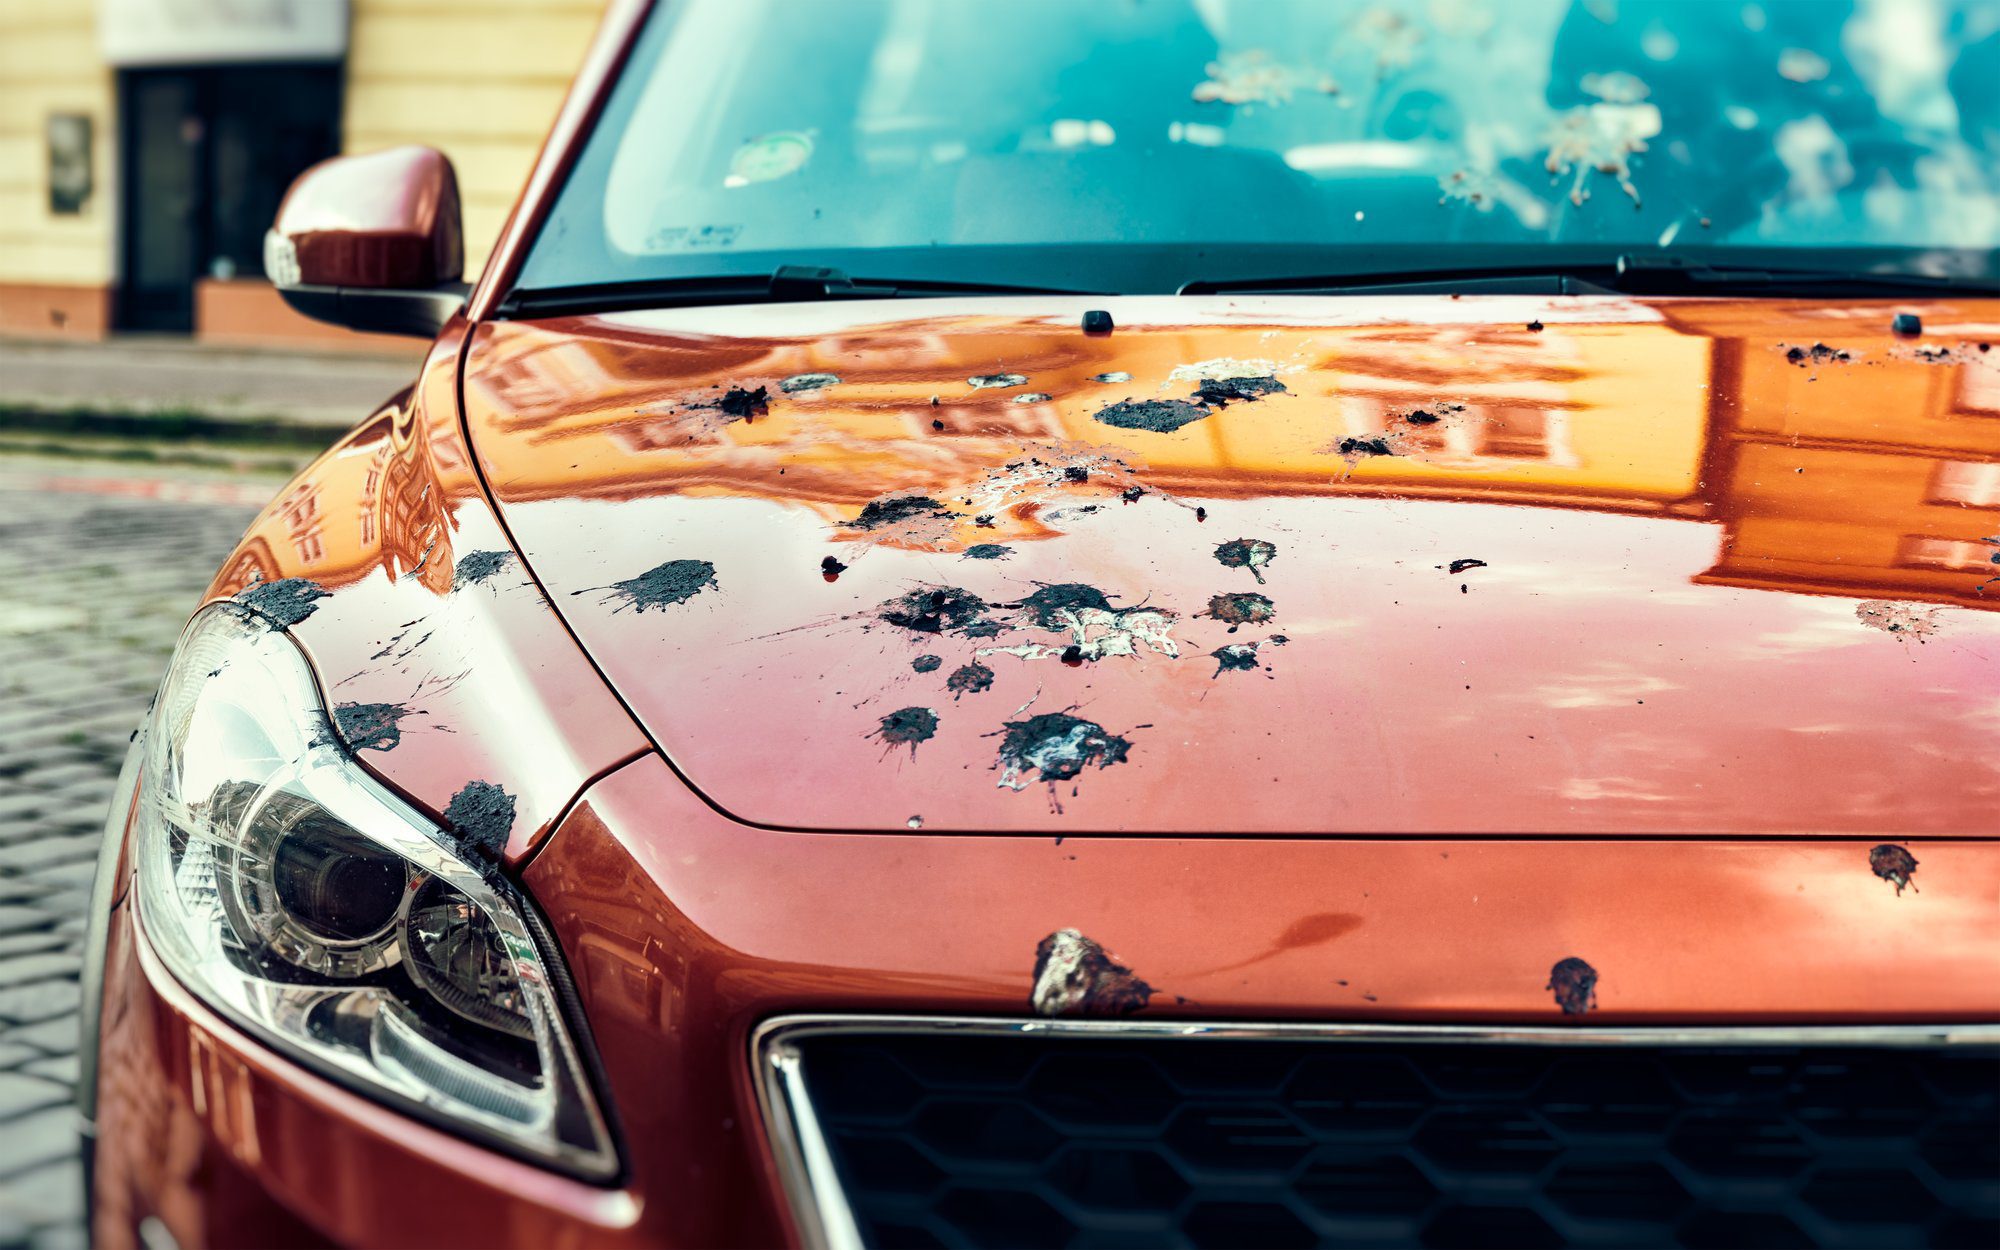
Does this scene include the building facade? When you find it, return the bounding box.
[0,0,603,350]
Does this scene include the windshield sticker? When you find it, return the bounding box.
[725,130,813,187]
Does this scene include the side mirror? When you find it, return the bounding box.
[264,146,469,338]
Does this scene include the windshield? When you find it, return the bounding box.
[517,0,2000,294]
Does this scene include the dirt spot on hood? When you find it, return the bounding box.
[1856,600,1941,640]
[1210,642,1263,675]
[717,385,770,418]
[994,712,1134,792]
[845,492,958,549]
[444,780,516,865]
[236,577,330,628]
[1204,591,1276,632]
[946,662,995,698]
[1546,956,1599,1015]
[1215,537,1277,583]
[986,583,1179,663]
[1095,398,1212,434]
[871,706,939,758]
[879,585,1000,636]
[1783,342,1853,367]
[453,549,517,588]
[1191,375,1286,407]
[1869,844,1919,895]
[1030,928,1155,1016]
[332,701,415,752]
[968,373,1028,390]
[964,543,1013,560]
[911,654,942,673]
[780,373,840,393]
[587,559,718,613]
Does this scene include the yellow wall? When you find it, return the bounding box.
[0,0,117,287]
[342,0,605,282]
[0,0,602,337]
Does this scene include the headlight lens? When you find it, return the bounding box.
[132,604,616,1178]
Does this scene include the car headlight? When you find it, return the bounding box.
[131,603,617,1179]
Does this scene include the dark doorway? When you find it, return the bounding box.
[118,65,341,332]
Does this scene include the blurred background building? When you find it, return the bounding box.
[0,0,605,351]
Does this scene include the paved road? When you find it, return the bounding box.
[0,337,418,430]
[0,459,267,1250]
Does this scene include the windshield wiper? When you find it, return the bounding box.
[500,265,1099,318]
[1181,255,2000,298]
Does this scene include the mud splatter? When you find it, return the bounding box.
[1543,94,1657,207]
[912,654,942,673]
[236,577,329,627]
[878,585,997,635]
[1335,435,1398,462]
[968,373,1028,389]
[1211,643,1262,675]
[1191,375,1286,407]
[1447,558,1488,575]
[946,662,995,698]
[1856,600,1940,640]
[1784,343,1852,367]
[964,543,1013,560]
[1546,956,1599,1015]
[821,555,847,582]
[1215,538,1276,583]
[870,706,939,758]
[780,373,840,392]
[1096,398,1211,433]
[844,492,957,548]
[718,386,769,419]
[332,701,414,752]
[989,584,1178,662]
[453,549,517,588]
[587,559,718,612]
[445,780,516,865]
[1205,592,1276,632]
[994,712,1134,791]
[1869,844,1919,895]
[1092,371,1132,383]
[1012,392,1053,404]
[849,494,951,530]
[1030,928,1155,1016]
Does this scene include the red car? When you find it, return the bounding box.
[81,2,2000,1248]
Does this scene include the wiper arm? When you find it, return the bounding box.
[500,265,1098,318]
[1182,255,2000,298]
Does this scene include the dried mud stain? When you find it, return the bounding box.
[444,780,516,865]
[587,559,719,612]
[946,662,996,698]
[1546,956,1599,1015]
[1030,928,1155,1017]
[332,701,416,752]
[878,585,999,636]
[1869,843,1919,895]
[236,577,330,628]
[994,712,1133,792]
[1215,537,1277,583]
[453,549,517,588]
[1095,398,1212,434]
[870,706,939,758]
[1856,600,1940,640]
[1205,591,1276,632]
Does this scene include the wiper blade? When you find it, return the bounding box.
[500,265,1097,318]
[1181,255,2000,298]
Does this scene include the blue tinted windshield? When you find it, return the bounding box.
[518,0,2000,292]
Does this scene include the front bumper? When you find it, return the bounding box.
[93,749,2000,1248]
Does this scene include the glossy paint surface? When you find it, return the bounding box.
[526,753,2000,1247]
[462,295,2000,835]
[201,323,648,859]
[272,145,464,289]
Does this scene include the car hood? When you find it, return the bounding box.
[461,294,2000,836]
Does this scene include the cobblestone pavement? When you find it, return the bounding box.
[0,460,266,1250]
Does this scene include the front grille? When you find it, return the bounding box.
[784,1030,1999,1249]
